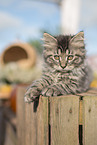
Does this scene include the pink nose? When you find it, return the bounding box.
[60,62,66,69]
[61,65,66,69]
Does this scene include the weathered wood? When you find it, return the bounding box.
[30,96,48,145]
[4,121,17,145]
[50,96,80,145]
[17,87,48,145]
[25,103,31,145]
[25,97,49,145]
[17,87,97,145]
[17,87,26,145]
[83,94,97,145]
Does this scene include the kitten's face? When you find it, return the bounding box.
[43,32,85,72]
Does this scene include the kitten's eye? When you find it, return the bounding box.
[68,55,73,60]
[54,55,59,60]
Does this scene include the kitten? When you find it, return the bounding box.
[24,32,92,103]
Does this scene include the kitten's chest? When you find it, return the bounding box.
[53,73,60,83]
[52,72,69,83]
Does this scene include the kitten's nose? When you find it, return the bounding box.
[61,64,66,69]
[60,62,66,69]
[60,55,66,69]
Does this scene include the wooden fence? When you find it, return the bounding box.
[17,87,97,145]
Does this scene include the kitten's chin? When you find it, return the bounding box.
[55,68,73,73]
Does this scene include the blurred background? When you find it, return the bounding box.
[0,0,97,145]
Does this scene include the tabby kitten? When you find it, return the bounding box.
[24,32,92,103]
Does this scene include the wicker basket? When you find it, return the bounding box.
[0,42,37,69]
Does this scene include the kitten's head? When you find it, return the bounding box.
[43,32,86,72]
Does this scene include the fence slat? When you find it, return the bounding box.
[17,88,49,145]
[83,95,97,145]
[30,96,49,145]
[50,96,79,145]
[17,87,26,145]
[25,103,31,145]
[4,121,17,145]
[17,87,97,145]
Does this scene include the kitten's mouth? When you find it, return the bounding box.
[53,65,73,73]
[56,69,72,73]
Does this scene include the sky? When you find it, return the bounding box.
[0,0,60,52]
[80,0,97,56]
[0,0,97,56]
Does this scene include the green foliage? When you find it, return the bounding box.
[27,26,61,54]
[28,39,43,54]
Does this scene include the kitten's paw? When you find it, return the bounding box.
[41,87,54,97]
[24,93,38,103]
[24,88,40,103]
[24,94,33,103]
[41,87,61,97]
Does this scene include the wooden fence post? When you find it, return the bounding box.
[17,87,97,145]
[49,96,79,145]
[17,87,48,145]
[82,89,97,145]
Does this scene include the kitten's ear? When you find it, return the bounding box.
[70,31,84,47]
[43,33,57,49]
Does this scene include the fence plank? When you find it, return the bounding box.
[17,87,97,145]
[50,96,79,145]
[25,103,31,145]
[17,87,26,145]
[17,88,49,145]
[4,121,17,145]
[30,96,49,145]
[83,94,97,145]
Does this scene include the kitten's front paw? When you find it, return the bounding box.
[24,88,40,103]
[24,94,33,103]
[41,86,61,97]
[41,87,54,97]
[24,93,38,103]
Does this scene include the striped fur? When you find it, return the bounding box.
[24,32,92,103]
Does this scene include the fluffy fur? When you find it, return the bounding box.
[24,32,92,103]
